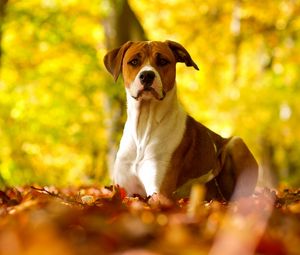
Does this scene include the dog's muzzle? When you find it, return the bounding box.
[132,70,166,101]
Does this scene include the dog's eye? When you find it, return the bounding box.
[157,58,169,67]
[128,59,139,67]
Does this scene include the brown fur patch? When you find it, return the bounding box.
[160,116,228,197]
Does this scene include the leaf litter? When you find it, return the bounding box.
[0,185,300,255]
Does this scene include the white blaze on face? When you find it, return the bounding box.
[128,65,164,100]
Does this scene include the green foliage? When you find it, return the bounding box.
[0,0,110,187]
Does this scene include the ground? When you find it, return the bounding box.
[0,185,300,255]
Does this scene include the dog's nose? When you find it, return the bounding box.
[139,70,155,88]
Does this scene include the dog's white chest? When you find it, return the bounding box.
[113,88,186,197]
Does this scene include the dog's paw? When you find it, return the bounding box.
[148,193,174,209]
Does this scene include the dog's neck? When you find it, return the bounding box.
[125,86,183,144]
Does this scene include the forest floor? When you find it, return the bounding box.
[0,185,300,255]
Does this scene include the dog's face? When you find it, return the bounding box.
[104,40,199,101]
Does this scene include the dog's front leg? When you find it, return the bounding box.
[113,157,147,197]
[137,159,169,197]
[113,132,147,197]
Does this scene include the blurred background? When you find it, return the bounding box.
[0,0,299,188]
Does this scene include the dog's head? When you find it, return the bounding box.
[104,40,199,101]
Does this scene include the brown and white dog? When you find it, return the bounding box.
[104,40,258,201]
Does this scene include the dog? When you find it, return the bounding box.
[104,40,258,201]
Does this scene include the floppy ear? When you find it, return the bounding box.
[103,41,133,81]
[166,40,199,70]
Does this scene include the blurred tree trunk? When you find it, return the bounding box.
[102,0,147,175]
[260,137,279,188]
[0,0,8,68]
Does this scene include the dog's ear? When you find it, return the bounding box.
[166,40,199,70]
[104,41,133,81]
